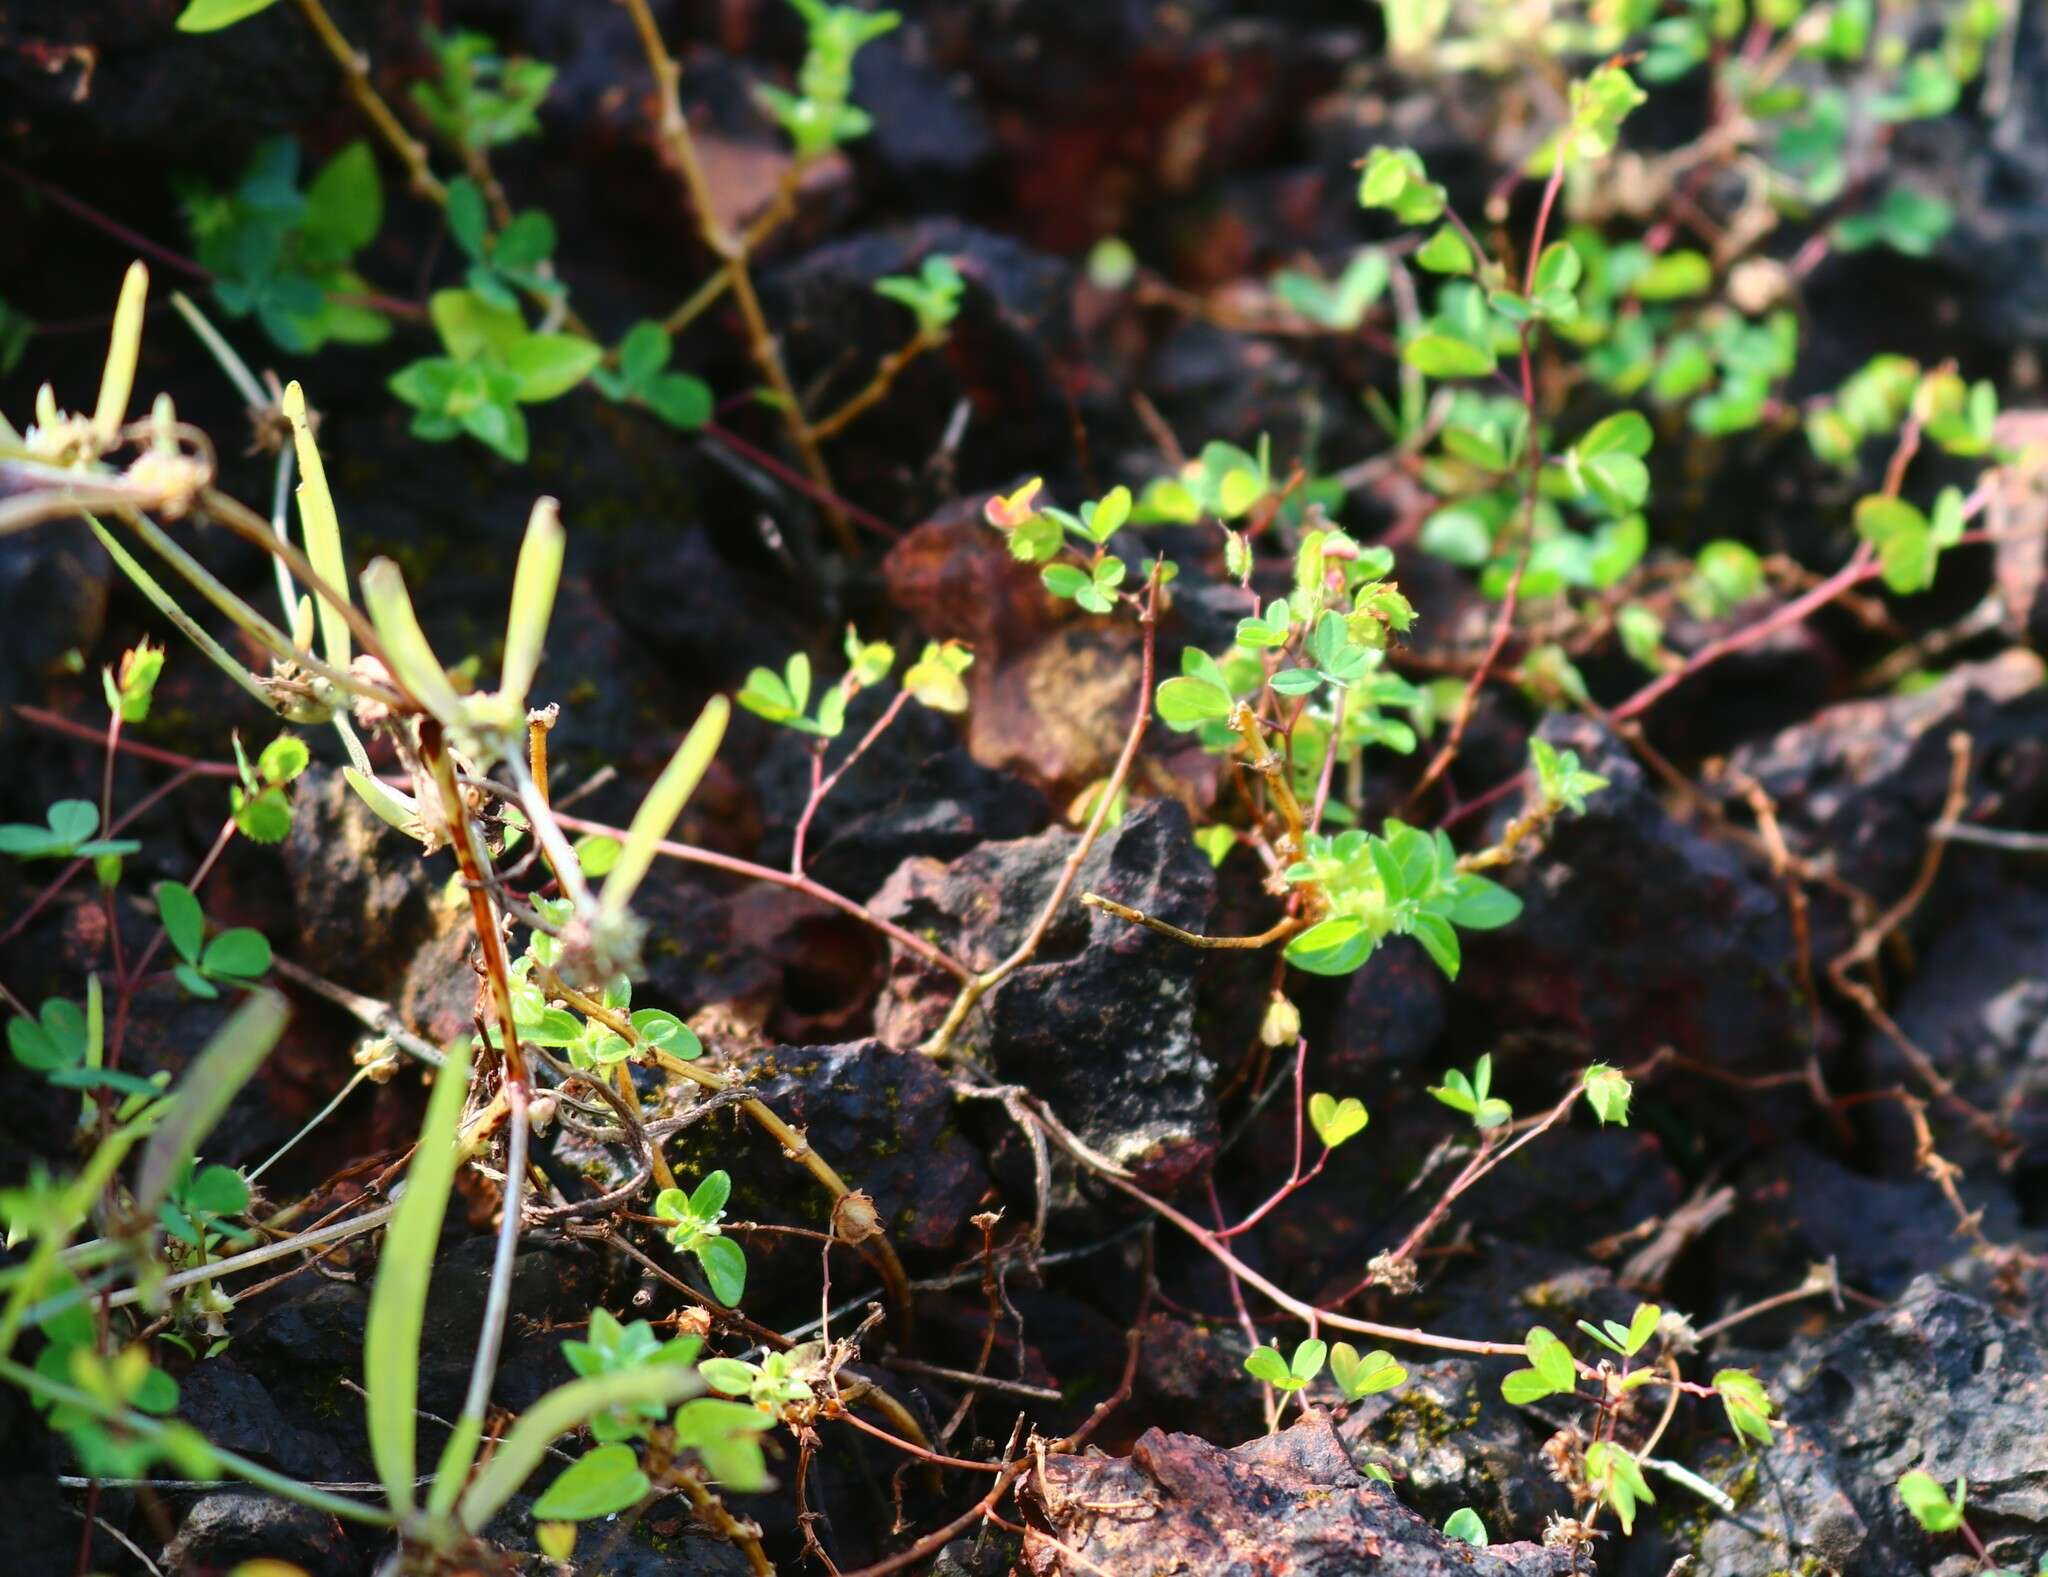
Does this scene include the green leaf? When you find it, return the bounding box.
[1578,410,1653,459]
[365,1034,474,1517]
[618,321,670,387]
[256,734,311,785]
[1500,1367,1558,1405]
[1631,250,1713,301]
[1415,226,1475,275]
[47,800,99,849]
[1420,506,1494,566]
[531,1443,650,1521]
[508,334,602,403]
[201,928,272,981]
[693,1236,747,1306]
[1583,1063,1632,1125]
[1583,451,1650,513]
[1308,1093,1369,1148]
[1155,676,1234,731]
[303,141,383,255]
[1623,1303,1662,1356]
[1715,1368,1775,1448]
[456,1365,700,1534]
[429,288,524,363]
[1587,1441,1655,1533]
[1442,1507,1489,1547]
[1290,1338,1328,1383]
[1534,242,1582,297]
[631,1009,700,1060]
[1329,1343,1405,1400]
[689,1170,732,1221]
[1525,1326,1576,1392]
[156,882,206,967]
[1284,914,1375,976]
[1404,334,1496,379]
[9,997,88,1072]
[646,373,712,429]
[182,1163,252,1217]
[175,0,282,29]
[1897,1470,1964,1533]
[1042,565,1091,599]
[1244,1346,1290,1386]
[1409,910,1460,979]
[1446,876,1520,930]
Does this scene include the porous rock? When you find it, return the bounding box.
[1689,1276,2048,1576]
[1030,1411,1587,1574]
[871,799,1219,1192]
[1463,715,1804,1083]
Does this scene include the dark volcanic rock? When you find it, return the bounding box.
[750,683,1048,900]
[761,219,1083,509]
[664,1037,991,1262]
[871,799,1219,1191]
[1335,1359,1573,1537]
[1720,651,2048,907]
[161,1492,353,1577]
[282,766,441,998]
[1032,1412,1587,1574]
[174,1359,348,1485]
[1462,715,1804,1084]
[0,526,110,713]
[1886,883,2048,1173]
[1713,1147,2014,1324]
[1689,1276,2048,1576]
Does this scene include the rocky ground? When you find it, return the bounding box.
[4,2,2048,1575]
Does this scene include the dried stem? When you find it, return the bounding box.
[619,0,853,554]
[810,329,945,443]
[285,0,446,204]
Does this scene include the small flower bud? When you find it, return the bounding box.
[1260,992,1301,1048]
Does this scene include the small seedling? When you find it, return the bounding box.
[1500,1325,1578,1404]
[1442,1507,1489,1546]
[412,27,556,153]
[156,881,273,998]
[1585,1439,1656,1532]
[1714,1368,1774,1448]
[178,136,389,352]
[560,1309,702,1443]
[1244,1338,1327,1406]
[699,1346,821,1413]
[1329,1343,1405,1401]
[1307,1094,1368,1149]
[589,322,711,429]
[1582,1063,1632,1125]
[655,1171,747,1307]
[1429,1053,1513,1130]
[756,0,902,161]
[875,255,965,338]
[0,801,140,863]
[228,732,311,844]
[1577,1302,1663,1360]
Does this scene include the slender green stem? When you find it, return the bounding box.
[1,1357,397,1527]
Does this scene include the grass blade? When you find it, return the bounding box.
[132,990,288,1222]
[283,381,352,670]
[598,695,729,921]
[360,557,465,724]
[499,497,563,714]
[363,1033,473,1516]
[92,262,149,448]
